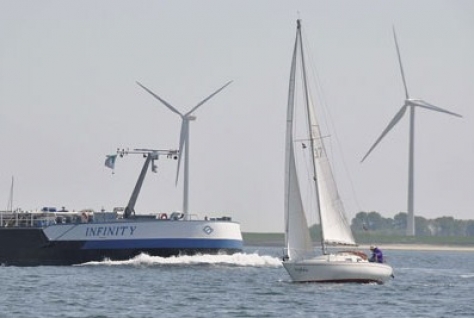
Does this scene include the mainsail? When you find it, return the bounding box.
[284,21,314,261]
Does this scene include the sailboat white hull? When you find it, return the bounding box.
[283,253,394,284]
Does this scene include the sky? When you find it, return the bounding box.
[0,0,473,232]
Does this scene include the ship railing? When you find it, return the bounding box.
[1,215,57,228]
[0,211,85,228]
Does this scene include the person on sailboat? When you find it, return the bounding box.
[369,245,384,263]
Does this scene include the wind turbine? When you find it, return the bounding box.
[361,27,462,236]
[136,80,232,219]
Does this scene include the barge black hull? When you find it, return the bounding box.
[0,228,241,266]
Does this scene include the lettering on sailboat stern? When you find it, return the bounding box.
[203,225,214,235]
[85,225,137,237]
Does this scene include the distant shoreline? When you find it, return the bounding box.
[245,242,474,252]
[360,243,474,252]
[242,233,474,251]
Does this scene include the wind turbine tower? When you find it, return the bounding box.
[137,81,232,220]
[361,28,462,236]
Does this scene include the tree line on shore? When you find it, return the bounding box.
[350,211,474,237]
[242,212,474,245]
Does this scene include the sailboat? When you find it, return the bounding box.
[282,19,393,283]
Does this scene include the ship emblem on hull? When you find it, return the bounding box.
[203,225,214,235]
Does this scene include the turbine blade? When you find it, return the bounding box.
[185,80,233,116]
[361,104,408,162]
[136,81,183,117]
[411,99,463,118]
[175,120,188,185]
[393,26,410,99]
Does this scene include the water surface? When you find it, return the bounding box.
[0,247,473,317]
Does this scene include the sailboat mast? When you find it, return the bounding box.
[296,20,327,254]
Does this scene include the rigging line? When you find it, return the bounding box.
[301,28,363,213]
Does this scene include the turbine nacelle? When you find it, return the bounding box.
[406,98,419,104]
[185,115,197,121]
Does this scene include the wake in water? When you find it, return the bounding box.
[77,252,282,268]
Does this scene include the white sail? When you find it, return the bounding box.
[284,28,314,261]
[285,143,314,260]
[310,122,356,246]
[302,44,356,247]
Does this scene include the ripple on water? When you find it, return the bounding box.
[0,249,473,317]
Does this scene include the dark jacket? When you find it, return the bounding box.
[369,247,384,263]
